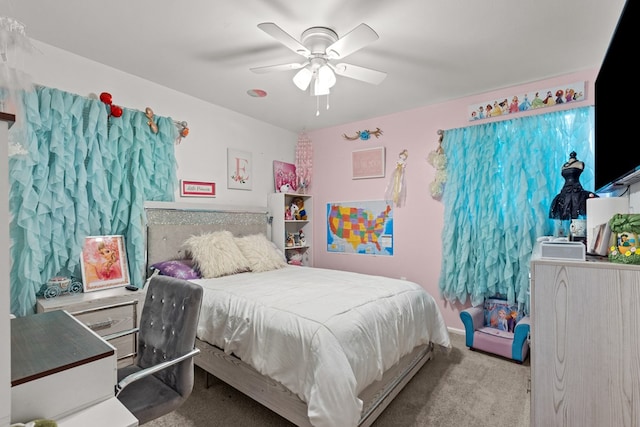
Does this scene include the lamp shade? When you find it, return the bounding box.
[317,65,336,88]
[293,67,313,91]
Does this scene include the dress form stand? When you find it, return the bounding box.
[549,151,598,241]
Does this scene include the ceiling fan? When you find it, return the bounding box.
[250,22,387,98]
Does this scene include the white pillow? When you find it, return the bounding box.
[183,231,250,278]
[235,233,287,273]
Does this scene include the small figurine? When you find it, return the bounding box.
[286,232,295,247]
[298,229,306,246]
[290,203,300,220]
[287,251,303,266]
[284,205,292,220]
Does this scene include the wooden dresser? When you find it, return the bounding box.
[37,286,146,368]
[530,257,640,426]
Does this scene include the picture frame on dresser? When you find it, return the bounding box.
[80,235,130,292]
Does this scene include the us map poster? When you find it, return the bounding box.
[326,200,393,256]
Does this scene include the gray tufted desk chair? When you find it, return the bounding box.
[112,275,203,425]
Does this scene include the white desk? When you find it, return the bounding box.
[57,397,137,427]
[11,310,138,426]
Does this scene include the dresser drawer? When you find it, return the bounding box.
[37,287,146,368]
[71,301,140,367]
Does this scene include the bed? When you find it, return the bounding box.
[144,204,450,427]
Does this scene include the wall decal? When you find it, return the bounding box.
[342,127,383,141]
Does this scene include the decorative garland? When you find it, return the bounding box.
[295,132,313,193]
[427,129,447,200]
[342,127,383,141]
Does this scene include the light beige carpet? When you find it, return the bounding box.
[145,332,530,426]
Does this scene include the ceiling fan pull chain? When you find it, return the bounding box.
[326,93,330,111]
[316,96,320,116]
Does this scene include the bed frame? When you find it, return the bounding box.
[144,203,434,426]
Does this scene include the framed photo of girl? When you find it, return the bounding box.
[80,235,130,292]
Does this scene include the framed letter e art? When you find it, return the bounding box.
[227,148,252,190]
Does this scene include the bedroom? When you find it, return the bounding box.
[2,1,640,426]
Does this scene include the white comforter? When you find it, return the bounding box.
[192,266,450,427]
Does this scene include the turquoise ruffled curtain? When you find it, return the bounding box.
[9,86,177,316]
[438,106,594,312]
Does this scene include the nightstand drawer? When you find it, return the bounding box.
[37,287,146,368]
[72,301,139,366]
[73,301,136,334]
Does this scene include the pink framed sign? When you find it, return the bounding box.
[352,146,385,179]
[180,180,216,197]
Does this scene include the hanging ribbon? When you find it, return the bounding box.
[385,149,408,207]
[427,129,447,200]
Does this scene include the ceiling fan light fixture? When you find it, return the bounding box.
[312,77,331,96]
[293,67,313,91]
[317,64,336,89]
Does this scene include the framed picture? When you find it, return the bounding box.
[180,180,216,197]
[227,148,252,190]
[352,146,385,179]
[273,160,297,193]
[80,235,130,292]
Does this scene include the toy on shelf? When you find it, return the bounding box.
[290,197,307,220]
[298,229,306,246]
[286,232,295,247]
[287,250,303,266]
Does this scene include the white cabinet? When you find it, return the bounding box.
[267,193,313,266]
[37,286,146,368]
[530,258,640,426]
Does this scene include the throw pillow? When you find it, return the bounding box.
[150,259,201,280]
[483,298,523,333]
[235,233,287,272]
[183,231,251,278]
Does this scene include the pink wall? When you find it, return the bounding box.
[307,68,598,331]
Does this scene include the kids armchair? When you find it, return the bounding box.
[460,298,530,363]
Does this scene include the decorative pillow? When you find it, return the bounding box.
[150,259,201,280]
[483,298,523,333]
[183,231,251,278]
[235,233,287,273]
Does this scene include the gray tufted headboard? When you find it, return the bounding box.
[144,204,269,274]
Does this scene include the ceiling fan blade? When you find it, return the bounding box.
[326,23,379,59]
[250,61,308,74]
[257,23,310,57]
[331,63,387,85]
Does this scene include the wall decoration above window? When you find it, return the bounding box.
[227,148,252,190]
[468,81,585,121]
[352,146,385,179]
[342,127,383,141]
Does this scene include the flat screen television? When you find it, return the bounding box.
[594,0,640,195]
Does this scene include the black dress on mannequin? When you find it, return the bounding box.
[549,152,598,220]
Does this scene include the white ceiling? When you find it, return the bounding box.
[6,0,626,133]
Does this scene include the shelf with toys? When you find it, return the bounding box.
[267,192,313,266]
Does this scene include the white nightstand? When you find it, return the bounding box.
[37,286,146,368]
